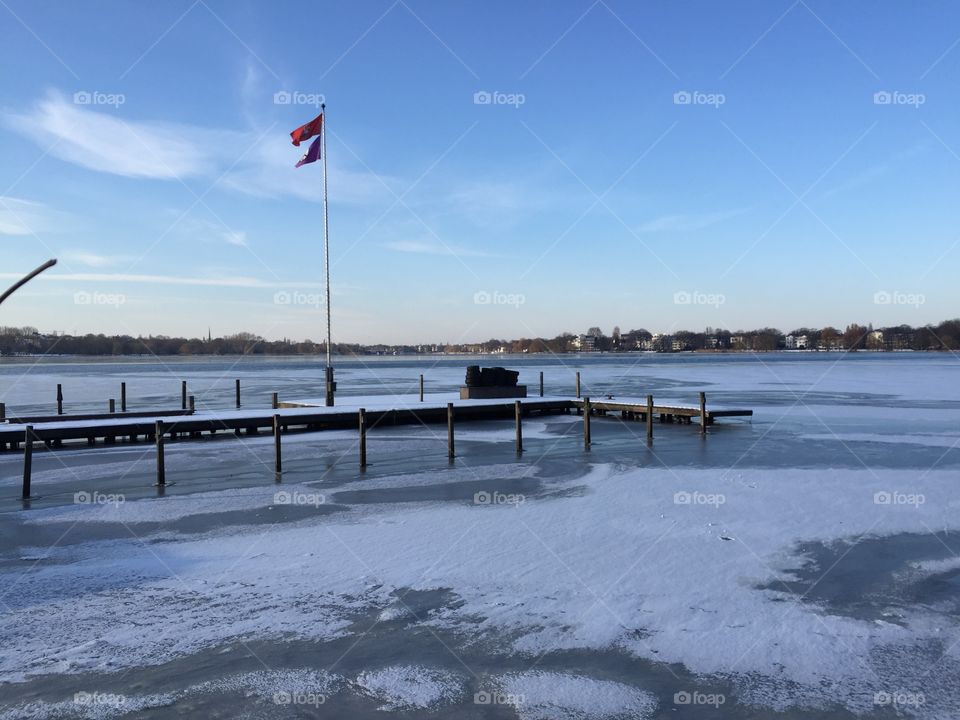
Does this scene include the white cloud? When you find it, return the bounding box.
[60,251,123,268]
[636,207,748,233]
[0,272,319,289]
[4,91,241,180]
[384,239,492,258]
[220,134,399,206]
[0,196,63,236]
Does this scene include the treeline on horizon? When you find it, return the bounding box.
[1,320,959,357]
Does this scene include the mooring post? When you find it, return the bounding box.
[189,395,195,413]
[109,399,116,413]
[56,384,63,415]
[515,400,523,454]
[273,414,282,475]
[0,402,5,420]
[419,374,424,402]
[583,396,591,448]
[22,425,33,499]
[447,402,455,460]
[271,392,278,410]
[120,382,127,412]
[359,408,367,468]
[155,420,165,486]
[699,392,707,435]
[181,381,187,411]
[539,371,544,397]
[575,372,581,399]
[646,394,654,441]
[235,379,241,408]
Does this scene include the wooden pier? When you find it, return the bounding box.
[2,387,752,499]
[0,395,751,453]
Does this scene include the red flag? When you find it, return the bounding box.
[295,135,322,168]
[290,113,323,146]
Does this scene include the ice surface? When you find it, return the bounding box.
[354,665,465,710]
[493,671,658,720]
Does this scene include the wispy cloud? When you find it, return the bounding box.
[60,251,125,268]
[0,195,65,235]
[4,91,237,179]
[383,239,493,258]
[636,207,749,233]
[220,134,399,206]
[0,271,320,288]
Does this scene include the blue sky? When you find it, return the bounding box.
[1,0,958,344]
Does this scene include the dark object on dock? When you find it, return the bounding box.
[461,366,527,399]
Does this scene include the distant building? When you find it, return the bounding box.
[573,334,597,352]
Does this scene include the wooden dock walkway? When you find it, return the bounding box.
[2,391,753,499]
[0,395,751,452]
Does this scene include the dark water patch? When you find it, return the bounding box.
[760,532,960,623]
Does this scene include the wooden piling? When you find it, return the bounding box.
[273,414,282,474]
[57,384,63,415]
[155,421,165,486]
[539,371,544,397]
[646,395,654,441]
[235,379,241,408]
[583,396,591,448]
[181,381,187,411]
[109,399,116,413]
[271,392,278,410]
[575,372,581,399]
[121,382,127,412]
[189,395,195,413]
[0,402,5,420]
[419,374,424,402]
[515,400,523,454]
[358,407,367,468]
[22,425,33,499]
[699,392,707,435]
[447,402,455,460]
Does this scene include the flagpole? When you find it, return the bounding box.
[321,103,335,406]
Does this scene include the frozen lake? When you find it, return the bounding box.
[1,353,959,719]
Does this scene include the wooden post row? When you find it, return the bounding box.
[358,408,367,468]
[155,420,165,486]
[583,396,591,448]
[447,402,455,460]
[273,414,282,474]
[515,400,523,454]
[22,425,33,499]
